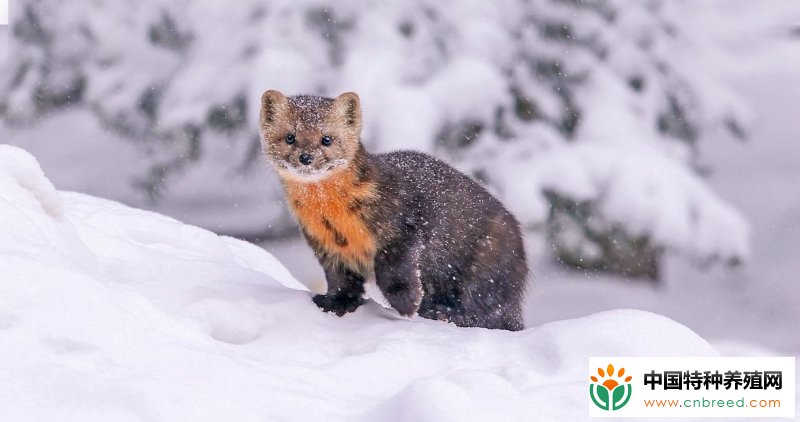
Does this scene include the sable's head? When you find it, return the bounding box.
[260,90,362,181]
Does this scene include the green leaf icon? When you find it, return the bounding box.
[612,386,624,404]
[597,385,609,403]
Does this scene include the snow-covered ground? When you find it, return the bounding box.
[0,144,735,421]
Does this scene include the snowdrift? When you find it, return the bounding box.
[0,145,719,421]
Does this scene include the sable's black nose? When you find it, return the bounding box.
[299,153,313,166]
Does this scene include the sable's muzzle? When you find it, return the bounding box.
[299,153,314,166]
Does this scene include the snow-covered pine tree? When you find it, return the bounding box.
[0,0,751,280]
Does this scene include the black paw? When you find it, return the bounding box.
[312,293,364,317]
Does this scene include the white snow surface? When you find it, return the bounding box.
[0,144,724,421]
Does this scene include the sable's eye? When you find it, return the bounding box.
[286,133,295,144]
[321,135,332,146]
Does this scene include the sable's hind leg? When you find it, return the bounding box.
[313,265,365,316]
[418,283,524,331]
[444,257,526,331]
[374,242,423,317]
[417,235,526,330]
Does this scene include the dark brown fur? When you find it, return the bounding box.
[260,90,528,330]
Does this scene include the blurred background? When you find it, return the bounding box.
[1,0,798,353]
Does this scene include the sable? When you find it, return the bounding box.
[260,90,528,330]
[322,217,349,247]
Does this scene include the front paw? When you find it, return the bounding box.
[312,293,364,317]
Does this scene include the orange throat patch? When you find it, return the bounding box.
[282,167,378,274]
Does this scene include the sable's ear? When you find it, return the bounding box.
[331,92,362,132]
[261,90,287,128]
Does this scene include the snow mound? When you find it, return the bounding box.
[0,145,719,421]
[0,145,63,218]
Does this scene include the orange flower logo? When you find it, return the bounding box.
[590,364,633,411]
